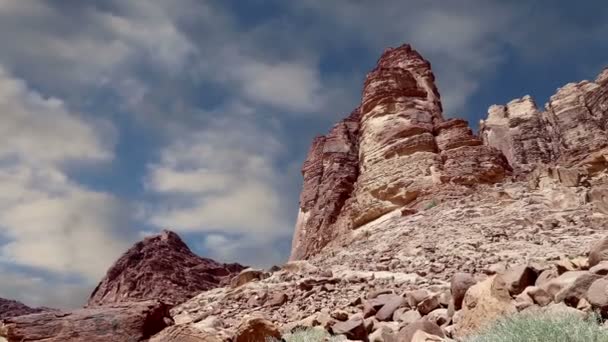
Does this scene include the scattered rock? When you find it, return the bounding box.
[398,321,445,342]
[234,317,281,342]
[331,315,368,341]
[450,273,476,310]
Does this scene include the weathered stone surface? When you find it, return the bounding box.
[501,265,538,296]
[450,273,476,310]
[331,315,367,341]
[586,278,608,313]
[290,44,509,260]
[480,68,608,173]
[0,300,170,342]
[455,275,516,338]
[0,299,49,321]
[554,272,602,306]
[150,325,221,342]
[375,295,405,321]
[234,317,280,342]
[398,321,444,342]
[589,237,608,267]
[290,109,361,261]
[88,230,243,307]
[231,269,266,288]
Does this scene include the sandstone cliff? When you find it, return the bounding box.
[291,44,511,260]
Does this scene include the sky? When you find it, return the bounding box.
[0,0,606,309]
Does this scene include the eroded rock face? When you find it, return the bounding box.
[0,301,170,342]
[480,70,608,174]
[88,230,244,307]
[0,299,49,320]
[291,44,509,260]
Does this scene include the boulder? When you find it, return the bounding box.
[150,325,221,342]
[553,272,602,306]
[541,271,588,299]
[375,295,406,321]
[589,261,608,275]
[0,300,171,342]
[586,278,608,313]
[331,315,368,341]
[234,317,281,342]
[450,273,476,310]
[501,265,537,296]
[231,269,266,288]
[425,309,450,327]
[589,237,608,267]
[395,310,421,325]
[535,268,558,287]
[454,275,516,338]
[398,321,444,342]
[406,290,430,308]
[526,287,552,307]
[411,330,445,342]
[369,324,397,342]
[417,296,440,316]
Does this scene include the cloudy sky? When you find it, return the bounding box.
[0,0,606,308]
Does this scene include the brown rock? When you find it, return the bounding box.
[398,321,444,342]
[455,275,516,338]
[0,298,50,320]
[88,230,244,307]
[406,290,429,308]
[150,325,221,342]
[234,317,281,342]
[417,296,440,316]
[266,292,288,307]
[502,265,538,296]
[541,271,588,298]
[450,273,476,310]
[535,268,558,287]
[589,237,608,268]
[553,272,602,306]
[586,278,608,313]
[410,330,445,342]
[0,300,171,342]
[331,310,350,321]
[375,295,406,321]
[425,308,450,327]
[369,324,397,342]
[590,261,608,275]
[396,310,422,325]
[331,315,368,341]
[231,268,266,288]
[526,287,552,307]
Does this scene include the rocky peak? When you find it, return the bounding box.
[0,298,49,320]
[291,44,509,260]
[88,229,244,307]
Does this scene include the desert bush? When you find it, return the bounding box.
[466,312,608,342]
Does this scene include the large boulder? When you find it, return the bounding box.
[589,237,608,267]
[0,300,171,342]
[450,273,476,310]
[398,321,444,342]
[234,317,281,342]
[454,275,516,338]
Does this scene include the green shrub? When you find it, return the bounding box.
[466,312,608,342]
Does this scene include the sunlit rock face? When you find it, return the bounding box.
[480,68,608,174]
[291,44,509,260]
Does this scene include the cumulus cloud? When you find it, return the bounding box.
[0,68,131,288]
[142,115,292,265]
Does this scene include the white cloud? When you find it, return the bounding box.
[144,116,291,238]
[0,68,131,283]
[201,233,287,268]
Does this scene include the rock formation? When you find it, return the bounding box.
[88,230,244,307]
[0,300,170,342]
[480,70,608,174]
[0,299,49,320]
[292,44,511,260]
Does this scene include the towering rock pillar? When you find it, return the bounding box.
[291,44,509,260]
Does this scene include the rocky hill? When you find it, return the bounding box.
[0,299,48,320]
[0,44,607,341]
[89,229,244,307]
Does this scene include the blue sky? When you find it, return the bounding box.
[0,1,606,308]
